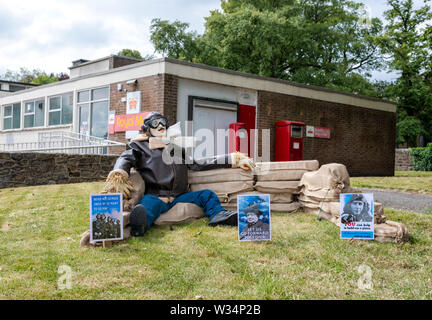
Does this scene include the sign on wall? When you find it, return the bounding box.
[126,91,142,139]
[126,91,141,114]
[114,112,150,133]
[305,125,331,139]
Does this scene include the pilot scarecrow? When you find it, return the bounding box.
[102,112,255,237]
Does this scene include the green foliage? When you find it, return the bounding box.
[1,68,67,85]
[149,0,385,96]
[117,49,154,61]
[397,116,426,146]
[411,143,432,171]
[150,18,199,61]
[379,0,432,145]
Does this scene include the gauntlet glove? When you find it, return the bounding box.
[232,152,256,171]
[101,170,135,200]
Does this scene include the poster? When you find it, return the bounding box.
[126,91,141,139]
[238,194,271,241]
[340,193,374,240]
[90,193,123,242]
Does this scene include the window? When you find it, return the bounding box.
[48,92,73,126]
[24,99,45,128]
[3,103,21,130]
[77,87,109,139]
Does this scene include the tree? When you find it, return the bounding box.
[1,68,67,85]
[150,18,199,62]
[150,0,384,96]
[379,0,432,146]
[117,49,154,60]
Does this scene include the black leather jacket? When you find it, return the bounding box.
[113,140,232,198]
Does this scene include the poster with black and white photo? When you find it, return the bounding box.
[238,194,271,241]
[340,193,374,240]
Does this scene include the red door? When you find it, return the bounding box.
[238,104,256,158]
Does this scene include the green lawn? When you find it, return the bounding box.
[1,182,431,299]
[351,171,432,194]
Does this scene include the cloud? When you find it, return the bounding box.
[0,0,220,75]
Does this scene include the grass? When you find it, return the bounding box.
[351,170,432,194]
[1,181,432,299]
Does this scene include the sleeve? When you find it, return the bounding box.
[112,148,139,177]
[187,153,235,171]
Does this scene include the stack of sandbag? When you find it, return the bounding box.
[188,168,255,210]
[298,163,409,243]
[253,160,320,212]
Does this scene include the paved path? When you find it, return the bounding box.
[360,188,432,213]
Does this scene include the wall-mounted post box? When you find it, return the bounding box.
[275,121,305,161]
[229,122,248,155]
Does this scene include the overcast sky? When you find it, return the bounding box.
[0,0,428,82]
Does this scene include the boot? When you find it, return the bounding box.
[208,210,238,227]
[129,204,148,237]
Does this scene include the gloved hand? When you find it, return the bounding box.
[101,170,135,200]
[232,152,256,171]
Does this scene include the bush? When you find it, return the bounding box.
[411,143,432,171]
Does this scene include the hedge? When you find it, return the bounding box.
[410,143,432,171]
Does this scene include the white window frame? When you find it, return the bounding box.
[2,103,21,131]
[76,86,109,136]
[48,92,73,127]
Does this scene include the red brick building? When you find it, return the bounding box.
[0,56,396,176]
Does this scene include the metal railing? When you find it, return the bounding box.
[0,131,126,155]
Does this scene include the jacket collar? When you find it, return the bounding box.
[131,134,166,150]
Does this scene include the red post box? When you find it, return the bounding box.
[229,122,249,154]
[275,121,305,161]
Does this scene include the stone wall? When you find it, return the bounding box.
[257,91,396,176]
[0,152,117,189]
[395,149,414,171]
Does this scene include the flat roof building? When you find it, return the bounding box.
[0,55,396,176]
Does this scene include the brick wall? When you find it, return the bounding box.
[395,149,414,171]
[257,91,396,176]
[108,74,178,155]
[0,152,117,189]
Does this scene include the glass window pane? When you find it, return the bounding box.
[49,97,61,110]
[25,102,34,114]
[12,104,21,129]
[4,118,12,130]
[78,90,89,103]
[91,101,108,139]
[24,114,34,128]
[35,100,45,127]
[62,93,73,106]
[79,104,90,136]
[4,106,12,117]
[49,111,61,126]
[61,93,73,124]
[92,87,108,100]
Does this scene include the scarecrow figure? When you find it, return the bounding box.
[102,112,255,237]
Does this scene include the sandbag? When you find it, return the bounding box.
[221,191,294,204]
[299,163,351,195]
[188,168,253,184]
[256,160,319,172]
[154,203,205,225]
[254,181,300,194]
[190,181,254,197]
[256,169,308,181]
[271,202,301,213]
[374,220,410,243]
[221,201,300,213]
[300,202,386,224]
